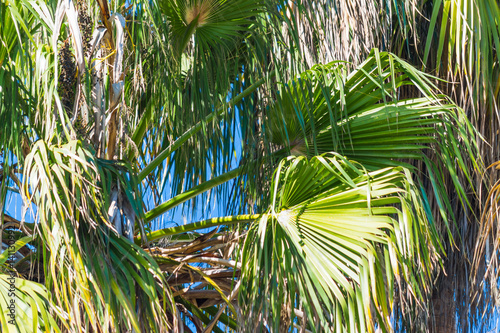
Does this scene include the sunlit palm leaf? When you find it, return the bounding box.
[22,140,175,332]
[0,0,490,331]
[0,274,61,333]
[240,154,441,332]
[0,236,62,333]
[265,50,478,229]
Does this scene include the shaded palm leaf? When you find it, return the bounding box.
[160,0,262,57]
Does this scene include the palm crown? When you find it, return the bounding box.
[0,0,498,332]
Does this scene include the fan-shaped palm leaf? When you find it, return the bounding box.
[160,0,262,57]
[264,50,479,231]
[240,154,441,332]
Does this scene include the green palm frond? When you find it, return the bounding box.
[160,0,262,57]
[263,50,479,230]
[240,154,441,332]
[0,0,38,215]
[128,0,261,217]
[269,50,472,162]
[419,0,500,323]
[22,140,175,332]
[0,0,493,331]
[0,274,61,333]
[0,236,61,333]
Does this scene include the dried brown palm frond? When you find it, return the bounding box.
[473,162,500,306]
[148,226,242,330]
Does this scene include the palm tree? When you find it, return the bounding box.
[0,0,496,332]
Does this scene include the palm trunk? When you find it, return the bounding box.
[430,282,456,333]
